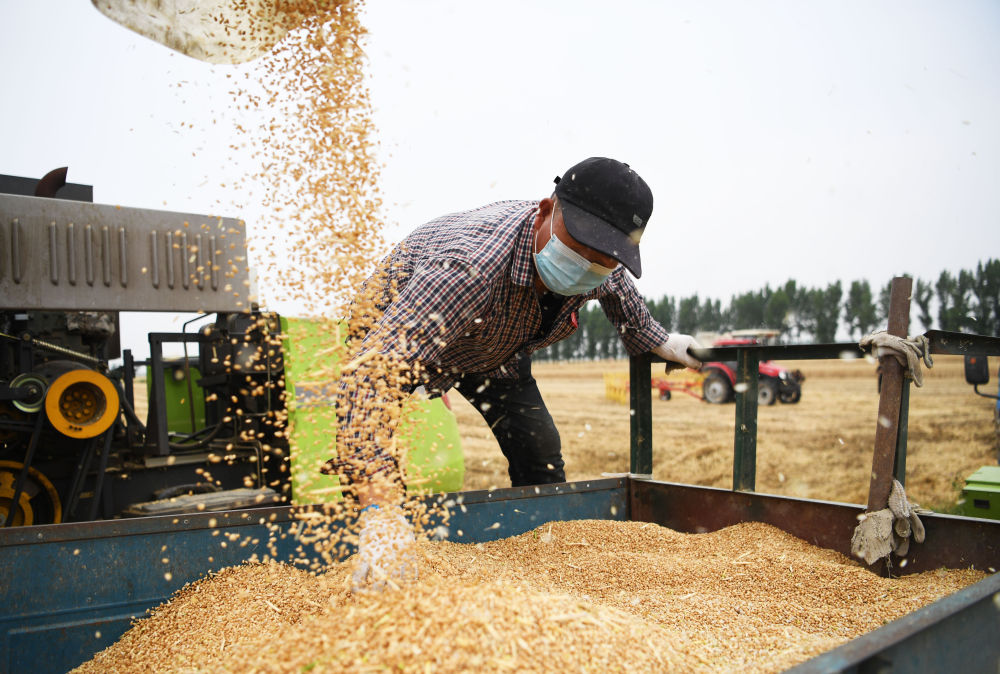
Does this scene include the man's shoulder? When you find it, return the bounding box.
[419,200,535,232]
[593,267,640,298]
[405,200,536,261]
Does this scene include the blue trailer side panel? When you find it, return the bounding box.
[0,480,626,674]
[2,477,997,674]
[1,509,297,674]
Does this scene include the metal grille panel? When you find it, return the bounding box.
[1,194,252,312]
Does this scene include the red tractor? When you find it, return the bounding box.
[700,330,805,406]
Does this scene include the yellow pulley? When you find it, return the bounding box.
[44,368,120,439]
[0,460,62,526]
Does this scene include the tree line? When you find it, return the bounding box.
[536,258,1000,361]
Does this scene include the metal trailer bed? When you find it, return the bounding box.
[1,479,998,673]
[2,318,999,673]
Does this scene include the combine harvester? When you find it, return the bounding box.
[0,171,463,526]
[0,179,998,673]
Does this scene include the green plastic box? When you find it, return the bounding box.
[957,465,1000,520]
[281,317,464,505]
[148,362,207,435]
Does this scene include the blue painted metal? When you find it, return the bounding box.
[0,479,626,674]
[0,507,299,674]
[2,477,999,673]
[438,479,628,544]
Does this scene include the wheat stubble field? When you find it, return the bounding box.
[133,354,997,509]
[453,355,999,511]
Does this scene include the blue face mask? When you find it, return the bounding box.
[533,207,616,296]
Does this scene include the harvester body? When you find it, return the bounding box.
[0,175,463,528]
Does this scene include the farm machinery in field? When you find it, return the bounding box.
[700,329,804,405]
[607,330,804,404]
[644,329,805,404]
[0,170,463,528]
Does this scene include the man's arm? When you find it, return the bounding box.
[596,273,702,370]
[332,259,488,503]
[336,260,489,592]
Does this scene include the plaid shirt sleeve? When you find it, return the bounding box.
[330,257,490,486]
[596,271,669,355]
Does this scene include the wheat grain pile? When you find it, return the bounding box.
[73,519,985,673]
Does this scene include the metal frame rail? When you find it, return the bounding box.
[629,331,1000,492]
[146,331,203,456]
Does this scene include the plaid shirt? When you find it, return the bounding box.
[333,200,669,483]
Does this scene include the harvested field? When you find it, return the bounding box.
[73,519,986,673]
[132,354,996,509]
[454,355,999,511]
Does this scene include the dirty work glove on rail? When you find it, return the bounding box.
[886,478,927,557]
[352,504,419,593]
[850,479,928,564]
[653,334,703,372]
[859,331,934,387]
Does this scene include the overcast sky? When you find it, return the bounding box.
[2,0,998,325]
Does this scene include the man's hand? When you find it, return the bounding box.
[654,334,703,372]
[352,504,419,593]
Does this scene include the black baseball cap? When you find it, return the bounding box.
[553,157,653,278]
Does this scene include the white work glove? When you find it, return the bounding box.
[351,504,419,593]
[850,479,928,564]
[859,331,934,387]
[886,479,927,557]
[653,334,703,372]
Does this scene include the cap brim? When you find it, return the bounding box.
[560,199,642,278]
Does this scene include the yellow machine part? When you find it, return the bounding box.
[0,460,62,526]
[44,368,120,439]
